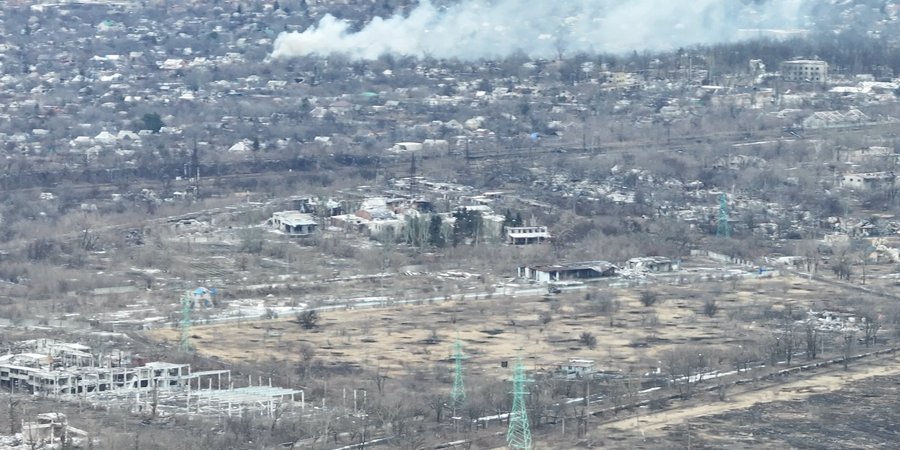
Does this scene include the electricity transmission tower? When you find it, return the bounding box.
[716,193,730,238]
[179,287,215,352]
[506,358,532,450]
[179,291,193,352]
[451,338,466,409]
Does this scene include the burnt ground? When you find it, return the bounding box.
[644,372,900,449]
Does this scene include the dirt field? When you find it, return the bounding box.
[148,273,870,380]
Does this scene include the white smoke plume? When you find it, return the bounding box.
[271,0,811,61]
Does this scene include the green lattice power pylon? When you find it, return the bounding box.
[451,338,466,409]
[179,291,193,352]
[716,193,730,238]
[506,358,532,450]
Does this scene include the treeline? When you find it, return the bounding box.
[0,156,324,192]
[402,208,523,248]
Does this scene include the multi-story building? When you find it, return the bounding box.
[780,60,828,83]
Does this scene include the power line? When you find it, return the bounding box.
[451,337,466,409]
[179,290,193,353]
[716,193,730,238]
[506,357,532,450]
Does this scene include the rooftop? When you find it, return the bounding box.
[529,260,616,272]
[272,211,317,226]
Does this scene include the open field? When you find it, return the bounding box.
[145,269,900,449]
[148,272,885,381]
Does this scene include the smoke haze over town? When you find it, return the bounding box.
[271,0,812,60]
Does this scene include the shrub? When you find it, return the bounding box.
[640,291,659,307]
[579,331,597,349]
[296,310,321,329]
[703,298,719,317]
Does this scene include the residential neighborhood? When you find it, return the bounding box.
[2,0,900,449]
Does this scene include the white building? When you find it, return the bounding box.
[625,256,676,272]
[802,109,869,129]
[389,142,424,153]
[269,211,318,236]
[780,60,828,83]
[557,358,596,379]
[518,261,617,283]
[840,172,896,191]
[506,226,551,245]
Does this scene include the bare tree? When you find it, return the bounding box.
[831,244,854,281]
[703,298,719,317]
[732,344,760,373]
[804,322,821,360]
[371,368,388,396]
[859,309,882,348]
[588,292,619,326]
[296,344,316,382]
[426,394,447,423]
[768,321,799,366]
[662,347,709,399]
[841,330,856,370]
[605,378,626,414]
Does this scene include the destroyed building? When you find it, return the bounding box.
[780,59,828,83]
[518,261,618,282]
[0,340,302,418]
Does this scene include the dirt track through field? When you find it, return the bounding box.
[600,355,900,435]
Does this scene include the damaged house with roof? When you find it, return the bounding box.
[556,358,596,380]
[506,226,551,245]
[268,211,318,236]
[518,261,617,283]
[329,197,407,240]
[840,172,896,191]
[625,256,677,272]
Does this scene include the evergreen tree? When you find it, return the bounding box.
[503,210,524,228]
[405,215,427,248]
[140,112,165,133]
[428,215,445,248]
[452,208,482,246]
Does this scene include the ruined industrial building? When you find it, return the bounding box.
[0,340,302,418]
